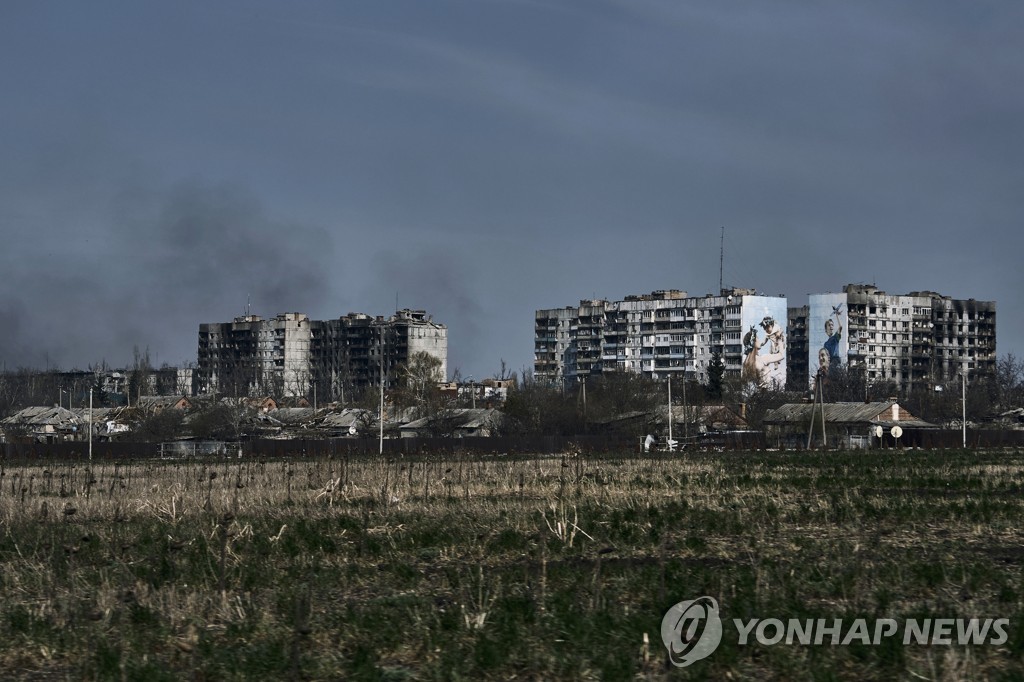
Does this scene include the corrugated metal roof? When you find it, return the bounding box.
[2,405,80,427]
[319,408,371,428]
[402,408,505,430]
[668,405,748,428]
[764,401,932,427]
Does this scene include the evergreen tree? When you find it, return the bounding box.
[706,352,725,400]
[91,374,108,407]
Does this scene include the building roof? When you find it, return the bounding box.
[319,408,374,429]
[763,401,933,428]
[2,405,81,428]
[401,408,506,431]
[137,395,192,410]
[265,407,316,425]
[668,405,749,430]
[70,407,120,422]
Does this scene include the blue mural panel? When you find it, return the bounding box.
[809,293,849,383]
[740,296,787,388]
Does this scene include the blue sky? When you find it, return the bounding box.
[2,1,1021,379]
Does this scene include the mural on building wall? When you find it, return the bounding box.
[740,297,787,388]
[809,293,849,384]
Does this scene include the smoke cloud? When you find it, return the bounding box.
[0,180,334,370]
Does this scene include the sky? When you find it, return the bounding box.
[2,1,1022,380]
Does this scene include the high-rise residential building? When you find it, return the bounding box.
[310,309,447,402]
[789,284,996,389]
[786,305,810,390]
[198,309,446,398]
[535,288,789,387]
[198,313,312,398]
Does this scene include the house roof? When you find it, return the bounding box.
[319,408,374,429]
[763,401,933,428]
[137,395,191,409]
[401,408,505,431]
[669,405,749,429]
[70,407,120,422]
[265,407,315,424]
[2,405,81,428]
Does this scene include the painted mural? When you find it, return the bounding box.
[740,296,787,388]
[809,293,849,383]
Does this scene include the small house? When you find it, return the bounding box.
[763,400,932,449]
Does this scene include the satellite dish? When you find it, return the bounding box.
[890,425,903,439]
[874,426,883,438]
[348,425,357,436]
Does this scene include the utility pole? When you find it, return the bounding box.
[807,370,828,450]
[962,370,967,449]
[806,374,816,450]
[581,376,586,420]
[88,386,93,462]
[667,375,673,450]
[682,372,689,441]
[379,328,385,456]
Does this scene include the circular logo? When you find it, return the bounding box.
[661,596,723,667]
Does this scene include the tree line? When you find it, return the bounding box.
[3,352,1023,442]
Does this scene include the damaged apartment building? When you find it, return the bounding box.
[197,309,447,399]
[535,288,789,387]
[536,283,996,393]
[787,284,996,390]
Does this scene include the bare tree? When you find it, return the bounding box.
[995,353,1024,411]
[128,346,153,405]
[397,351,446,420]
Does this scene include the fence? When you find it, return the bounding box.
[3,429,1022,461]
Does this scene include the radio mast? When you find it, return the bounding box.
[719,226,724,293]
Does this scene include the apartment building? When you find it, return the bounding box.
[791,284,996,389]
[535,288,789,387]
[197,313,312,397]
[198,309,447,398]
[310,309,448,401]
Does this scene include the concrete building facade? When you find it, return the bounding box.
[199,309,447,399]
[310,309,448,401]
[788,284,996,390]
[535,288,789,387]
[198,313,312,398]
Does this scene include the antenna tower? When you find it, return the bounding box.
[719,226,724,293]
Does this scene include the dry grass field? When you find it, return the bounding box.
[1,448,1023,680]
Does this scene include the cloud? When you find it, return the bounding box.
[364,245,485,377]
[0,179,335,369]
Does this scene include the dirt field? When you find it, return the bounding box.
[1,448,1022,680]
